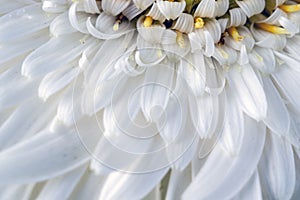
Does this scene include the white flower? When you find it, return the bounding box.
[0,0,300,199]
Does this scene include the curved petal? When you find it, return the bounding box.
[258,132,296,200]
[226,64,267,121]
[183,116,266,200]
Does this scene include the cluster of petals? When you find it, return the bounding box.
[0,0,300,199]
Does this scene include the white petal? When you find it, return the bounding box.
[36,166,87,200]
[141,64,175,122]
[101,0,131,16]
[39,64,80,101]
[22,33,94,78]
[0,0,37,15]
[156,0,186,20]
[135,35,166,67]
[259,132,295,200]
[0,4,56,42]
[204,58,226,95]
[272,64,300,114]
[274,51,300,72]
[0,184,34,200]
[194,0,216,18]
[262,76,290,136]
[0,97,56,150]
[146,2,165,22]
[0,30,49,66]
[0,78,39,110]
[99,168,168,200]
[56,77,84,126]
[236,0,265,17]
[219,89,244,156]
[215,0,229,17]
[133,0,154,10]
[227,8,247,27]
[226,64,267,121]
[156,93,186,142]
[68,2,92,34]
[192,93,219,138]
[42,0,69,13]
[50,12,77,36]
[178,52,206,96]
[249,46,276,74]
[231,171,263,200]
[122,2,144,21]
[0,125,97,185]
[183,116,266,200]
[165,166,191,200]
[250,24,287,51]
[172,13,194,33]
[68,170,106,200]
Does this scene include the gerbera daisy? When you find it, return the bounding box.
[0,0,300,199]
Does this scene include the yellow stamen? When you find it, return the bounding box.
[144,16,153,27]
[255,23,289,35]
[176,31,185,48]
[113,15,125,31]
[227,27,244,41]
[194,17,205,29]
[113,21,120,31]
[279,4,300,13]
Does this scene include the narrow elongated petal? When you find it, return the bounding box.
[0,120,99,185]
[0,4,56,42]
[141,64,174,122]
[39,65,80,101]
[272,64,300,114]
[232,171,263,200]
[22,33,94,78]
[37,166,87,200]
[226,64,267,121]
[166,167,191,200]
[259,132,296,200]
[219,89,244,156]
[0,97,57,150]
[99,168,168,200]
[0,184,34,200]
[262,76,290,136]
[183,116,266,200]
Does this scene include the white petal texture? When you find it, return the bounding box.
[0,0,300,199]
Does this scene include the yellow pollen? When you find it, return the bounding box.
[255,23,289,35]
[143,16,153,27]
[113,21,120,31]
[157,50,163,58]
[129,55,134,61]
[276,58,285,65]
[220,49,229,59]
[79,35,88,45]
[256,53,264,62]
[279,4,300,13]
[194,17,205,29]
[227,27,244,41]
[176,31,185,48]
